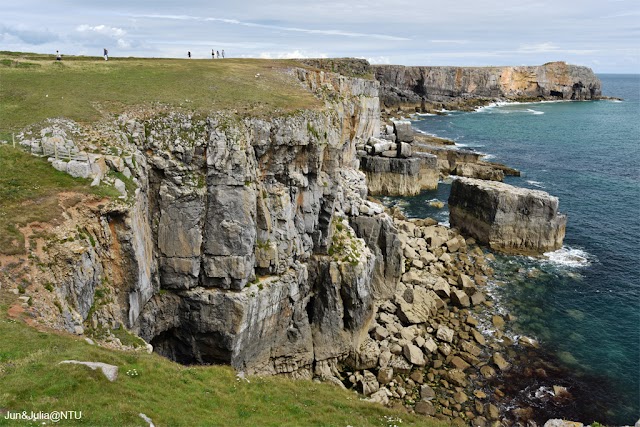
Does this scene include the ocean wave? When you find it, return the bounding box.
[415,112,437,116]
[526,180,545,188]
[527,108,545,115]
[543,246,593,268]
[481,153,495,160]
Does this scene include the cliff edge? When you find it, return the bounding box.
[373,61,602,110]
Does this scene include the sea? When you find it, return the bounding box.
[385,74,640,424]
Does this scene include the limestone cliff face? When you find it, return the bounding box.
[58,68,400,378]
[448,177,566,255]
[373,61,602,109]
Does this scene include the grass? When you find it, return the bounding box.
[0,51,321,137]
[0,144,119,255]
[0,290,442,427]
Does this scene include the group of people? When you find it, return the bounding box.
[189,49,225,59]
[54,48,226,61]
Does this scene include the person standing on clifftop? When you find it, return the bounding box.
[222,49,225,58]
[56,50,61,61]
[211,49,215,59]
[104,48,108,61]
[188,51,191,59]
[216,50,219,59]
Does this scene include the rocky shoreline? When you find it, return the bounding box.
[342,209,524,425]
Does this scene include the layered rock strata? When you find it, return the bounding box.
[448,177,566,255]
[358,121,439,196]
[374,61,602,111]
[412,141,520,182]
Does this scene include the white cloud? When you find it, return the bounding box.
[76,24,126,38]
[256,50,327,59]
[430,40,469,44]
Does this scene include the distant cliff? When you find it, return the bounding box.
[372,61,602,110]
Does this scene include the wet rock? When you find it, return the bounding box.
[471,329,486,345]
[480,365,496,379]
[470,292,486,306]
[487,403,499,420]
[492,315,505,329]
[492,352,510,371]
[450,356,471,370]
[453,391,468,404]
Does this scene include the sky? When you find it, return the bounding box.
[1,0,639,73]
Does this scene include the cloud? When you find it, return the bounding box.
[0,25,58,45]
[76,24,126,37]
[430,40,469,44]
[256,50,327,59]
[128,13,410,41]
[517,42,597,55]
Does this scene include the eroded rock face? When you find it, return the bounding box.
[374,62,602,109]
[448,177,566,254]
[129,68,401,375]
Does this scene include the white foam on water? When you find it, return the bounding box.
[415,112,437,116]
[526,180,545,188]
[527,108,545,115]
[543,246,593,268]
[481,153,495,160]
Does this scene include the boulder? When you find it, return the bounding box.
[492,352,510,371]
[423,337,438,353]
[436,325,454,343]
[448,177,566,255]
[389,355,413,374]
[398,142,412,158]
[59,360,118,382]
[432,279,450,298]
[397,287,437,324]
[368,387,392,406]
[420,384,436,401]
[450,356,471,370]
[451,289,470,308]
[393,120,414,142]
[359,370,380,396]
[403,343,426,366]
[377,367,393,385]
[414,400,435,416]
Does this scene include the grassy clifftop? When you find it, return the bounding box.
[0,51,322,140]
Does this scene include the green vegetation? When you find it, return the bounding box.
[0,290,440,427]
[0,51,321,137]
[0,145,119,255]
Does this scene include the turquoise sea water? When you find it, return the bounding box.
[395,75,640,423]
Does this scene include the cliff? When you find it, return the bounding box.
[10,67,407,380]
[448,177,567,255]
[373,61,602,110]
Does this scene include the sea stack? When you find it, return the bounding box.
[448,177,566,255]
